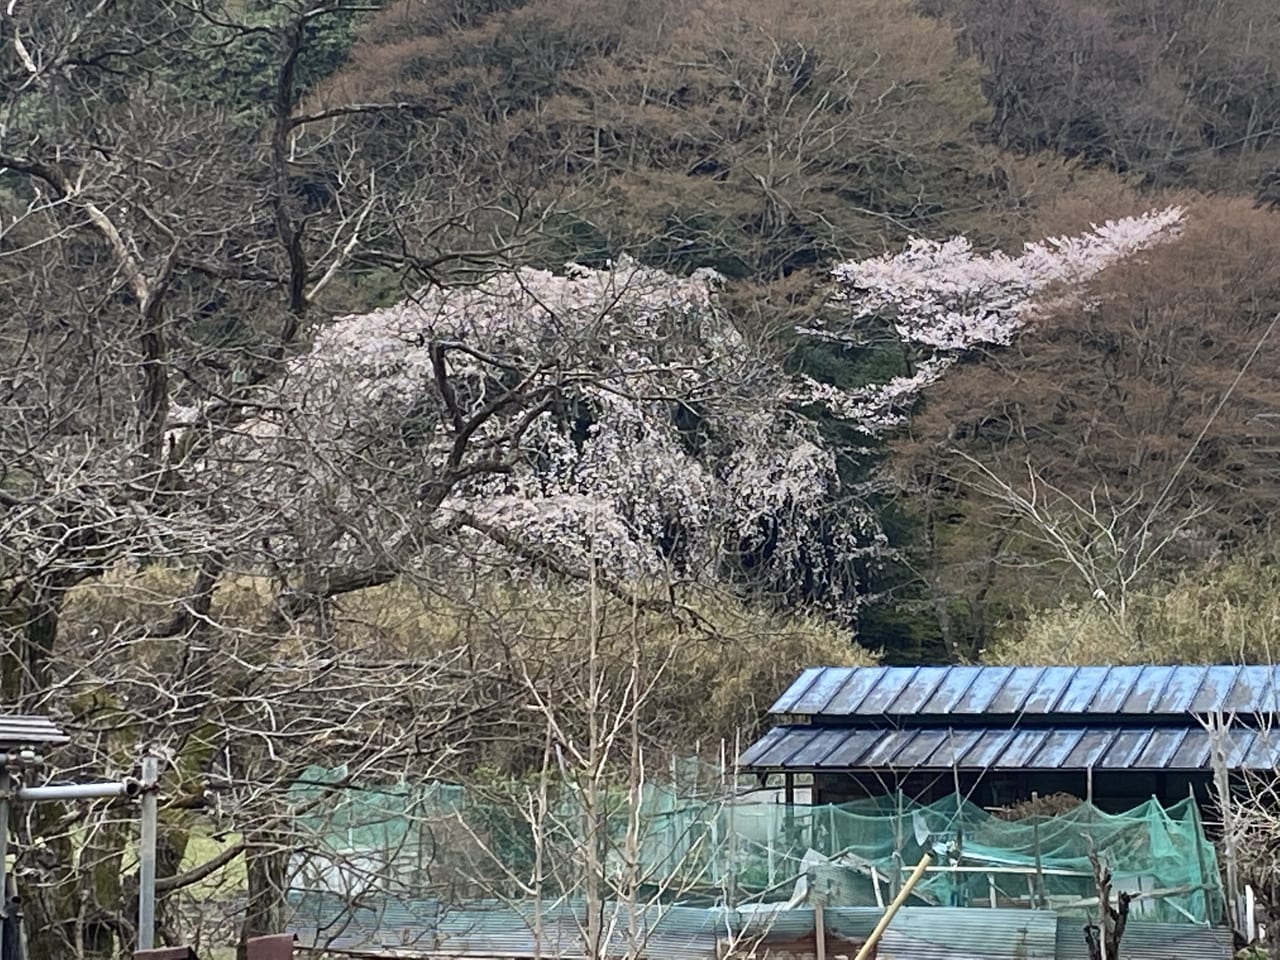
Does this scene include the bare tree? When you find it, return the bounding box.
[0,2,524,956]
[1084,840,1132,960]
[437,577,760,960]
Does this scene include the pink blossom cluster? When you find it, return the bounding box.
[229,210,1184,600]
[808,206,1185,428]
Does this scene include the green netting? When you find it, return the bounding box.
[707,792,1223,924]
[289,765,466,863]
[288,767,1223,926]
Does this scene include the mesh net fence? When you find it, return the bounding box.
[287,766,1223,926]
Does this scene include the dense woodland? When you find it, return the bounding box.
[5,0,1280,956]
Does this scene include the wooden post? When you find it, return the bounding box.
[725,738,738,909]
[1188,782,1214,924]
[892,788,905,897]
[853,854,933,960]
[814,900,827,960]
[784,772,796,855]
[245,935,294,960]
[767,791,777,888]
[1032,791,1047,910]
[1209,720,1241,931]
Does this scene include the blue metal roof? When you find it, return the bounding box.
[738,723,1280,772]
[772,665,1280,719]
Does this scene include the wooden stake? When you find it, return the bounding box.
[853,854,933,960]
[1032,792,1046,910]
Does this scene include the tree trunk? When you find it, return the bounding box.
[238,834,288,960]
[1265,894,1280,960]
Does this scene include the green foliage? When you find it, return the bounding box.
[162,4,375,115]
[985,554,1280,666]
[56,568,871,771]
[337,578,874,765]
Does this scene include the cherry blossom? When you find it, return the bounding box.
[214,210,1185,609]
[809,206,1185,428]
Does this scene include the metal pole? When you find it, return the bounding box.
[15,781,135,802]
[138,756,159,951]
[0,766,9,960]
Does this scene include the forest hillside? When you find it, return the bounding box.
[4,0,1280,955]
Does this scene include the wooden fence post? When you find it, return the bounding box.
[245,934,295,960]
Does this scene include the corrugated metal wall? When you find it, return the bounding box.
[878,908,1056,960]
[289,898,1235,960]
[1054,918,1236,960]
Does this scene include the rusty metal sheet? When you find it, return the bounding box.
[1131,726,1189,768]
[1153,664,1209,713]
[771,667,825,713]
[920,665,991,714]
[1051,666,1111,713]
[856,668,923,716]
[1088,666,1143,713]
[1021,667,1080,714]
[788,667,856,715]
[1061,727,1119,768]
[1123,666,1178,714]
[985,667,1046,714]
[822,666,890,715]
[884,666,951,715]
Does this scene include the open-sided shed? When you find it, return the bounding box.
[738,665,1280,810]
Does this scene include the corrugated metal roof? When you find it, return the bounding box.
[738,723,1280,771]
[772,665,1280,719]
[0,715,69,748]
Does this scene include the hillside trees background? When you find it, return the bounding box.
[896,195,1280,653]
[929,0,1280,196]
[5,0,1280,955]
[0,0,1022,951]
